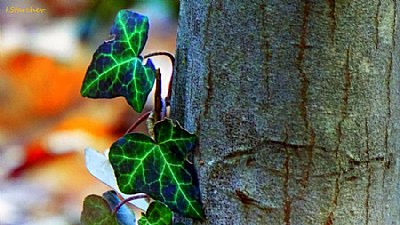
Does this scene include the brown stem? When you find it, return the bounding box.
[125,111,151,134]
[154,69,162,122]
[112,193,149,215]
[143,52,175,106]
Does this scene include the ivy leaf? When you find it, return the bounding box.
[81,194,119,225]
[138,201,173,225]
[103,191,136,225]
[80,10,155,112]
[109,119,205,220]
[85,147,150,211]
[81,191,137,225]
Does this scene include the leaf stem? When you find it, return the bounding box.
[143,51,175,106]
[125,111,151,134]
[154,68,162,122]
[143,51,175,66]
[112,193,149,215]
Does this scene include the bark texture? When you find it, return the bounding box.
[171,1,400,224]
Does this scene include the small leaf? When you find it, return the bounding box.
[103,191,136,225]
[84,147,149,210]
[80,194,119,225]
[109,119,205,219]
[80,10,155,112]
[138,201,173,225]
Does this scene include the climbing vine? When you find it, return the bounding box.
[80,10,204,225]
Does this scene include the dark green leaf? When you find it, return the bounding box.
[80,194,119,225]
[80,10,155,112]
[109,119,205,219]
[138,201,173,225]
[103,191,136,225]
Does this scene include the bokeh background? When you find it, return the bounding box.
[0,1,179,224]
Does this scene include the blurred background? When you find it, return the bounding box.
[0,1,179,224]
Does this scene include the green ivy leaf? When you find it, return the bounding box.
[84,148,150,210]
[138,201,173,225]
[81,192,137,225]
[109,119,205,220]
[80,10,155,112]
[81,194,119,225]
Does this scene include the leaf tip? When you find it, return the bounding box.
[144,58,156,71]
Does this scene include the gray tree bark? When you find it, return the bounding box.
[171,0,400,224]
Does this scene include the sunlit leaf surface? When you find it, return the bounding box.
[109,119,205,219]
[81,10,155,112]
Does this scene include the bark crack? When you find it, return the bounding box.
[383,0,396,193]
[260,3,272,106]
[297,0,311,130]
[327,0,336,42]
[204,57,213,117]
[235,188,277,213]
[325,47,351,225]
[324,122,342,225]
[223,147,257,160]
[283,153,291,225]
[203,4,213,117]
[393,0,398,48]
[300,128,315,196]
[296,0,315,201]
[325,172,341,225]
[342,48,351,118]
[383,52,392,188]
[266,139,325,151]
[365,119,371,225]
[375,0,381,49]
[283,128,291,225]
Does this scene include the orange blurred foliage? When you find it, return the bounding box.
[53,114,111,137]
[5,53,85,116]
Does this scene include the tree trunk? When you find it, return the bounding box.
[171,1,400,224]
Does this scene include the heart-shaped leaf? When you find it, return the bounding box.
[80,10,155,112]
[85,147,149,210]
[138,201,173,225]
[81,194,119,225]
[109,119,205,219]
[81,191,137,225]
